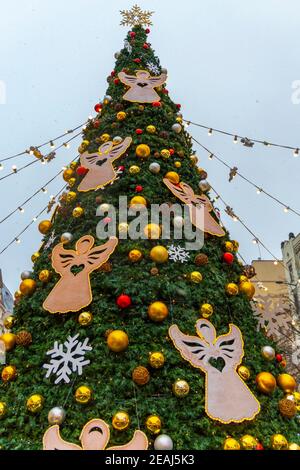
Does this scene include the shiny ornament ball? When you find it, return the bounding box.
[38,220,52,234]
[74,385,92,404]
[194,254,208,266]
[21,270,33,280]
[271,434,288,450]
[160,149,170,159]
[150,246,169,264]
[48,406,66,425]
[240,435,257,450]
[173,216,184,228]
[14,290,22,300]
[0,333,16,351]
[239,275,248,283]
[116,294,131,309]
[100,133,110,142]
[173,379,190,397]
[146,415,161,434]
[200,303,214,319]
[76,166,88,176]
[0,402,7,420]
[118,222,129,234]
[114,51,120,59]
[239,281,255,299]
[129,165,140,174]
[1,365,17,382]
[113,136,123,145]
[225,282,239,296]
[148,301,169,322]
[276,353,283,363]
[172,123,182,133]
[154,434,173,450]
[277,373,297,393]
[78,311,93,326]
[146,125,156,134]
[130,196,147,207]
[39,270,51,283]
[72,207,84,218]
[63,168,74,181]
[66,191,77,203]
[261,345,275,361]
[103,94,112,104]
[190,155,198,165]
[165,171,180,184]
[293,391,300,411]
[3,315,15,330]
[94,103,102,112]
[199,180,211,192]
[149,162,160,174]
[237,365,250,381]
[143,223,161,240]
[61,232,73,243]
[19,279,36,296]
[68,177,76,187]
[99,203,111,213]
[136,144,151,158]
[112,411,130,431]
[128,249,142,263]
[174,161,181,168]
[223,437,240,450]
[136,129,143,135]
[26,394,44,413]
[223,252,234,264]
[224,241,234,252]
[116,111,126,121]
[107,330,129,352]
[189,271,203,283]
[135,185,143,192]
[149,351,165,369]
[132,366,150,385]
[70,161,78,170]
[256,371,276,394]
[288,443,300,450]
[278,398,296,418]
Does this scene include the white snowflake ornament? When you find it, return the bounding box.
[146,61,160,75]
[124,40,132,54]
[168,244,190,263]
[43,334,92,384]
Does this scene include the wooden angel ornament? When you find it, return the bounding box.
[78,137,132,192]
[43,418,148,450]
[169,319,260,424]
[118,70,167,103]
[163,178,225,237]
[43,235,118,314]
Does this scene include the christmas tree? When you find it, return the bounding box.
[1,6,299,451]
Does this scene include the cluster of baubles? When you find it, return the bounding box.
[224,433,299,450]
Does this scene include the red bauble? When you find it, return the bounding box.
[133,58,141,63]
[222,252,234,264]
[169,148,175,155]
[94,103,102,113]
[116,294,132,309]
[93,120,100,128]
[176,104,181,109]
[114,78,120,85]
[129,31,136,38]
[143,43,149,49]
[162,89,169,94]
[135,128,143,135]
[118,165,125,172]
[276,353,283,362]
[135,185,143,192]
[76,166,88,176]
[152,101,161,107]
[256,443,264,451]
[145,28,150,34]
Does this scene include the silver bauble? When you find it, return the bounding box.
[60,232,73,244]
[99,203,111,213]
[104,94,112,103]
[21,270,33,280]
[113,136,123,144]
[173,216,184,228]
[154,434,173,450]
[198,180,211,192]
[48,406,66,425]
[161,68,168,74]
[172,123,182,134]
[114,51,121,59]
[261,345,275,361]
[149,162,161,174]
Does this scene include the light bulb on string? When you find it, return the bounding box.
[208,128,213,136]
[293,148,299,157]
[208,153,214,160]
[18,207,24,214]
[284,206,289,213]
[256,188,262,194]
[41,187,47,194]
[233,216,238,222]
[252,238,258,244]
[273,260,278,265]
[63,143,70,149]
[0,164,3,171]
[50,141,55,150]
[40,158,46,165]
[32,217,37,222]
[15,238,21,244]
[12,165,17,173]
[233,135,238,144]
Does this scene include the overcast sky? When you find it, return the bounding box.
[0,0,299,292]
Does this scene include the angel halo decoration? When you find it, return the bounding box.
[78,137,132,192]
[43,235,118,314]
[169,319,260,424]
[43,418,148,450]
[118,70,167,103]
[163,178,225,237]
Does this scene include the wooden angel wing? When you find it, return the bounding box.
[51,243,77,276]
[163,178,193,206]
[214,324,244,369]
[195,319,217,345]
[107,431,149,450]
[118,71,138,86]
[106,136,132,161]
[169,324,212,371]
[43,425,82,450]
[80,419,110,450]
[80,143,113,169]
[147,72,167,86]
[83,236,118,273]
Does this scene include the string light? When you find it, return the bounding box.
[0,164,3,171]
[284,206,290,213]
[32,217,37,222]
[15,238,21,244]
[256,188,262,194]
[12,165,17,173]
[208,153,214,160]
[233,135,238,144]
[63,143,70,148]
[41,187,47,194]
[18,207,24,214]
[293,148,299,157]
[208,128,213,136]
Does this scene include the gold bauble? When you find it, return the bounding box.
[148,301,169,322]
[70,161,78,170]
[26,394,44,413]
[240,434,257,450]
[232,240,239,252]
[132,366,150,385]
[38,220,52,234]
[174,161,182,168]
[112,411,130,431]
[237,365,250,381]
[150,246,169,264]
[128,249,143,263]
[78,311,93,326]
[129,165,140,174]
[1,365,17,382]
[145,415,161,434]
[39,270,51,283]
[68,177,76,187]
[118,222,129,234]
[31,252,40,263]
[107,330,129,352]
[160,149,170,159]
[278,398,297,418]
[19,279,36,296]
[78,145,85,154]
[172,379,190,397]
[130,196,147,207]
[0,402,7,419]
[239,281,255,299]
[136,144,151,158]
[66,191,77,203]
[149,351,165,369]
[81,140,90,148]
[223,437,240,450]
[256,371,276,394]
[63,168,74,181]
[225,282,239,296]
[271,434,288,450]
[277,373,297,393]
[116,111,126,121]
[190,155,198,165]
[14,290,22,300]
[72,207,84,218]
[224,241,234,252]
[293,391,300,411]
[3,315,15,330]
[165,171,180,184]
[239,275,248,283]
[74,385,92,404]
[200,303,214,319]
[289,443,300,450]
[189,271,203,283]
[0,333,16,351]
[100,133,110,142]
[146,125,156,134]
[143,223,161,239]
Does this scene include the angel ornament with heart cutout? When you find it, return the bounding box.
[118,70,167,103]
[78,137,132,192]
[43,235,118,314]
[169,319,261,423]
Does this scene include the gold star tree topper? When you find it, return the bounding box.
[120,4,154,27]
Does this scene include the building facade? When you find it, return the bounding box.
[281,232,300,316]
